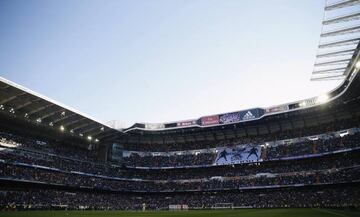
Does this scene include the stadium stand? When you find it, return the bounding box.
[1,74,360,209]
[1,1,360,210]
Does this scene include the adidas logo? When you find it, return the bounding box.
[243,111,255,120]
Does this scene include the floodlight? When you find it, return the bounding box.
[309,136,319,141]
[356,61,360,69]
[316,94,330,104]
[60,125,65,131]
[339,130,349,137]
[299,101,307,107]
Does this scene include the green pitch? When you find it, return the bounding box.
[0,209,360,217]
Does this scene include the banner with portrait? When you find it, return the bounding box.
[214,145,262,165]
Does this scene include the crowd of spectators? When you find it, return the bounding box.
[0,130,360,175]
[123,132,360,168]
[123,152,216,167]
[125,151,360,180]
[1,186,359,210]
[123,118,360,152]
[0,131,98,162]
[0,148,113,176]
[266,132,360,159]
[1,140,360,181]
[2,124,360,170]
[0,123,359,211]
[1,160,359,192]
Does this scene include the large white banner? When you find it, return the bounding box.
[214,145,262,165]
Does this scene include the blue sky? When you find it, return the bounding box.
[0,0,341,127]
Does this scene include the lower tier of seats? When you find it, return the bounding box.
[1,182,359,210]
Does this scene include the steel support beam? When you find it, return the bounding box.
[314,58,351,66]
[323,11,360,24]
[316,49,355,58]
[321,25,360,37]
[325,0,360,11]
[313,67,347,74]
[319,37,360,48]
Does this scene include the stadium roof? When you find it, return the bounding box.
[312,0,360,81]
[0,76,121,142]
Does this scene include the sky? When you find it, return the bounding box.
[0,0,342,127]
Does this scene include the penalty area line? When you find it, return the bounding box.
[312,208,350,217]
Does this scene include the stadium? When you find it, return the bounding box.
[1,0,360,217]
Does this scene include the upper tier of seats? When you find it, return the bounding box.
[123,118,360,152]
[1,128,360,171]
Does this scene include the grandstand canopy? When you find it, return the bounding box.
[0,77,120,143]
[312,0,360,80]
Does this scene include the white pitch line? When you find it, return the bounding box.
[313,208,350,217]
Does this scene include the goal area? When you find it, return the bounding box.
[169,204,189,211]
[213,203,234,209]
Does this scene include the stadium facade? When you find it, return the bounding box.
[1,0,360,211]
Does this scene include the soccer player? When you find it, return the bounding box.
[247,147,259,159]
[216,149,229,163]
